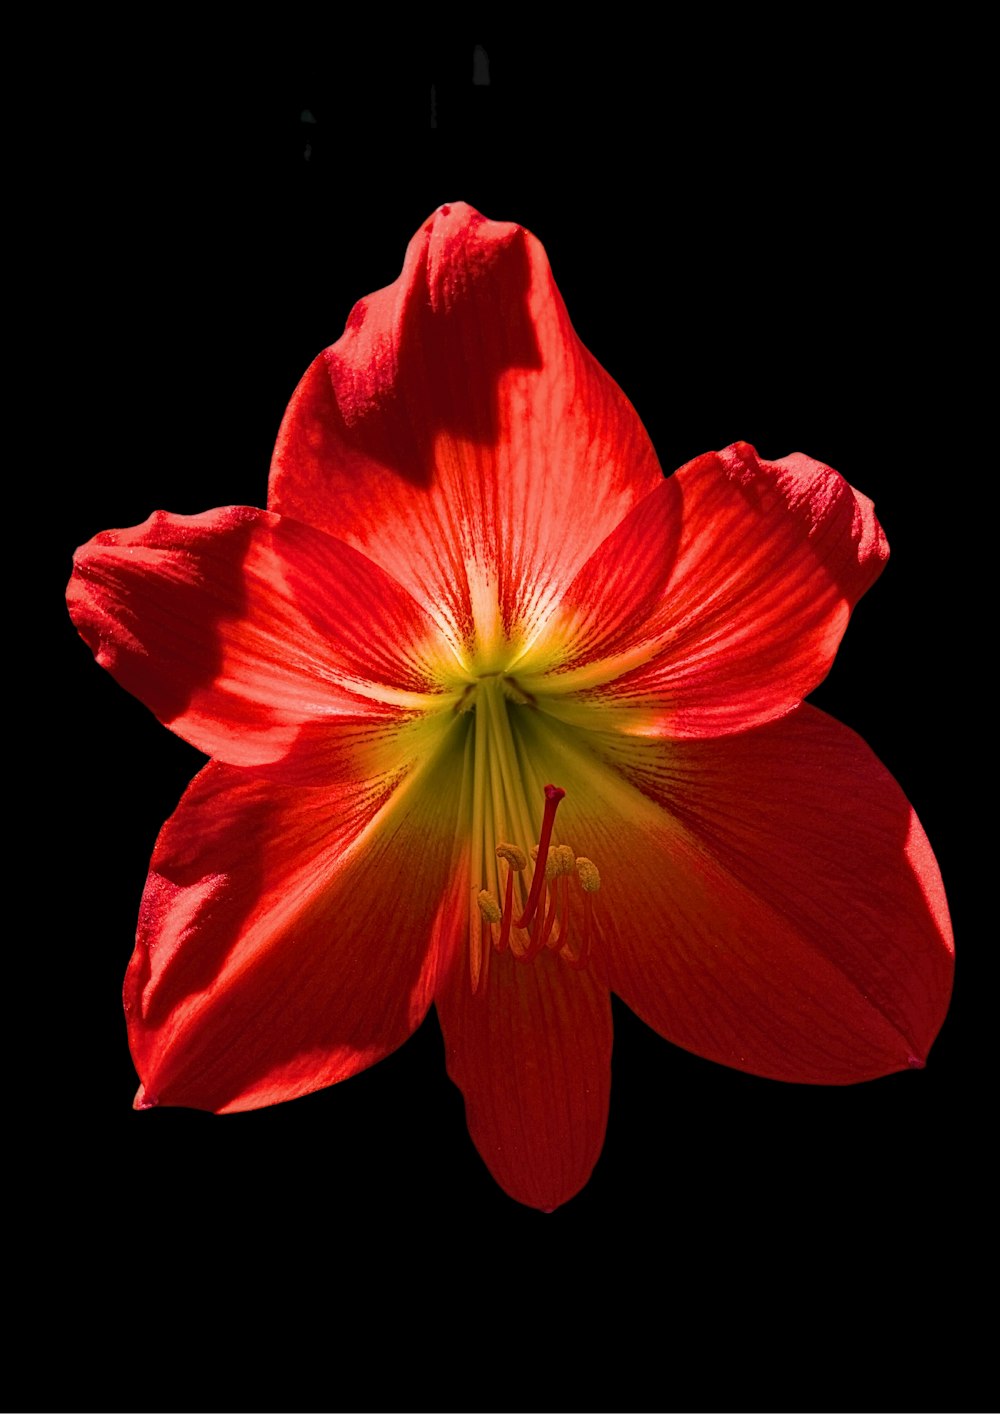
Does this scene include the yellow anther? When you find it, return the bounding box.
[575,857,601,893]
[477,890,502,924]
[530,844,561,880]
[555,844,576,876]
[495,842,527,871]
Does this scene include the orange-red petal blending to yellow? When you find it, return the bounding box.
[68,202,953,1211]
[126,757,461,1114]
[524,442,888,738]
[268,203,664,670]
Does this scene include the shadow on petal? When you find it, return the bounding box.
[70,507,258,725]
[300,206,541,490]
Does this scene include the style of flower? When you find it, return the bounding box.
[68,202,953,1211]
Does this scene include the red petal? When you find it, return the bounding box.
[533,442,889,736]
[69,506,446,777]
[517,704,952,1083]
[268,202,662,660]
[126,749,465,1113]
[436,942,612,1211]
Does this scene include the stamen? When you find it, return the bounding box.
[555,845,576,876]
[482,676,537,852]
[536,846,572,949]
[517,841,575,964]
[493,843,526,954]
[561,858,600,970]
[496,843,527,871]
[470,908,491,994]
[575,857,601,893]
[477,890,502,924]
[507,925,530,961]
[543,872,570,949]
[515,922,547,964]
[529,844,561,880]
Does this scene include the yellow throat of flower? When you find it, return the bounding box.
[458,674,601,994]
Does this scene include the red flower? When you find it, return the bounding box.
[68,202,953,1211]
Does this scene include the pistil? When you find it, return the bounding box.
[514,785,566,929]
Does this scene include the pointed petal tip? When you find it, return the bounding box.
[133,1086,159,1111]
[428,199,497,227]
[430,199,470,222]
[419,198,515,250]
[907,1054,927,1070]
[270,200,663,640]
[424,200,528,247]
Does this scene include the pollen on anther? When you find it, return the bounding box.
[477,890,502,924]
[496,843,527,871]
[530,844,561,880]
[554,844,575,876]
[576,857,601,893]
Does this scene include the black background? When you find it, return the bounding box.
[49,31,982,1412]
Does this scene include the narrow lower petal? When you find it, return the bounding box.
[527,443,889,737]
[436,941,612,1211]
[69,506,447,776]
[516,705,953,1083]
[268,202,663,664]
[127,736,466,1113]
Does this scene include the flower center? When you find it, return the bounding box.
[460,675,601,993]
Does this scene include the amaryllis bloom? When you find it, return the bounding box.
[68,202,953,1210]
